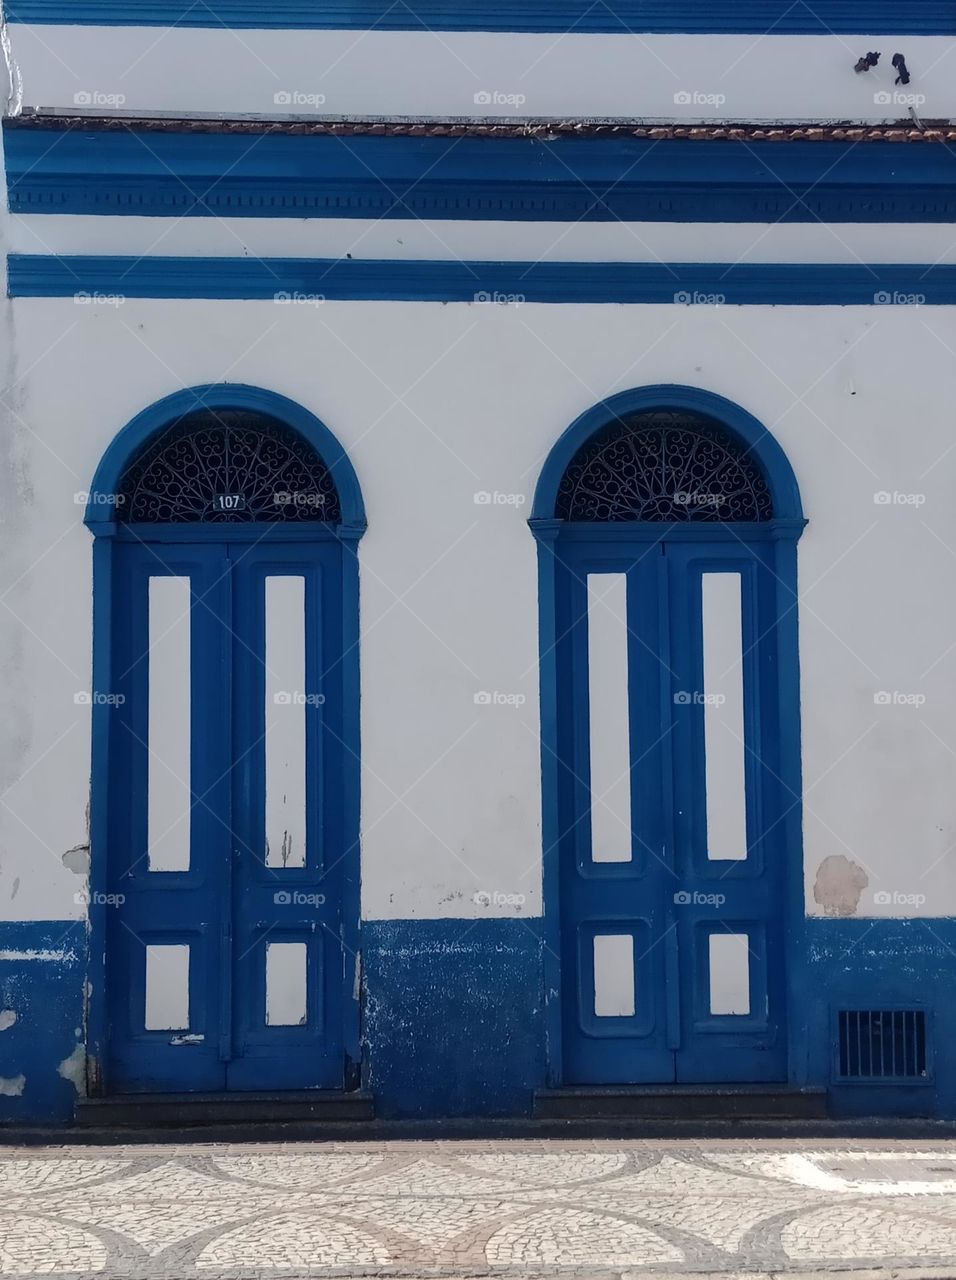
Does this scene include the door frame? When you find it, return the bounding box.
[83,384,366,1096]
[530,384,808,1089]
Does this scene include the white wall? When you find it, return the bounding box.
[9,216,956,265]
[1,294,955,922]
[6,25,953,122]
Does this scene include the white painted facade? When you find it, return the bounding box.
[0,5,954,1119]
[1,281,955,924]
[6,25,954,122]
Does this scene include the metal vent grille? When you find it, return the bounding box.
[838,1009,928,1081]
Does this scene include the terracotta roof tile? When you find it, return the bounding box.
[5,114,956,142]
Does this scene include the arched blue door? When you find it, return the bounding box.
[534,389,805,1086]
[86,388,364,1094]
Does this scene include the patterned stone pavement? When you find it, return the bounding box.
[2,1140,956,1278]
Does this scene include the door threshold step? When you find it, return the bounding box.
[74,1090,374,1128]
[535,1085,827,1121]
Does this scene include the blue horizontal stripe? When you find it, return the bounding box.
[5,0,953,32]
[8,255,955,303]
[6,129,956,224]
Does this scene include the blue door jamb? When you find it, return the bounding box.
[530,385,807,1089]
[84,384,366,1096]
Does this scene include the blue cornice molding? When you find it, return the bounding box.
[9,255,956,304]
[4,0,954,33]
[6,127,956,223]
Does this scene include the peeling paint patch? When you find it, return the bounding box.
[0,1075,26,1097]
[62,844,91,876]
[57,1043,86,1095]
[813,854,869,918]
[0,949,76,962]
[0,1009,16,1031]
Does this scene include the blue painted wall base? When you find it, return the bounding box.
[805,918,954,1118]
[0,922,86,1125]
[2,916,956,1123]
[361,920,545,1118]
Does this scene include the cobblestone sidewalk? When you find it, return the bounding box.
[2,1139,956,1278]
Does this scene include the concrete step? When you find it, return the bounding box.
[535,1085,828,1121]
[74,1090,374,1128]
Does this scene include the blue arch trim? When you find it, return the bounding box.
[85,383,366,533]
[531,385,804,524]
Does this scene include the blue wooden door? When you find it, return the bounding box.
[105,538,346,1092]
[558,535,788,1084]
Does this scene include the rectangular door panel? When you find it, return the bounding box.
[667,542,787,1083]
[228,542,345,1089]
[558,544,674,1083]
[107,543,231,1092]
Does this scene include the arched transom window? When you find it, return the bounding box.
[117,409,342,523]
[555,409,773,523]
